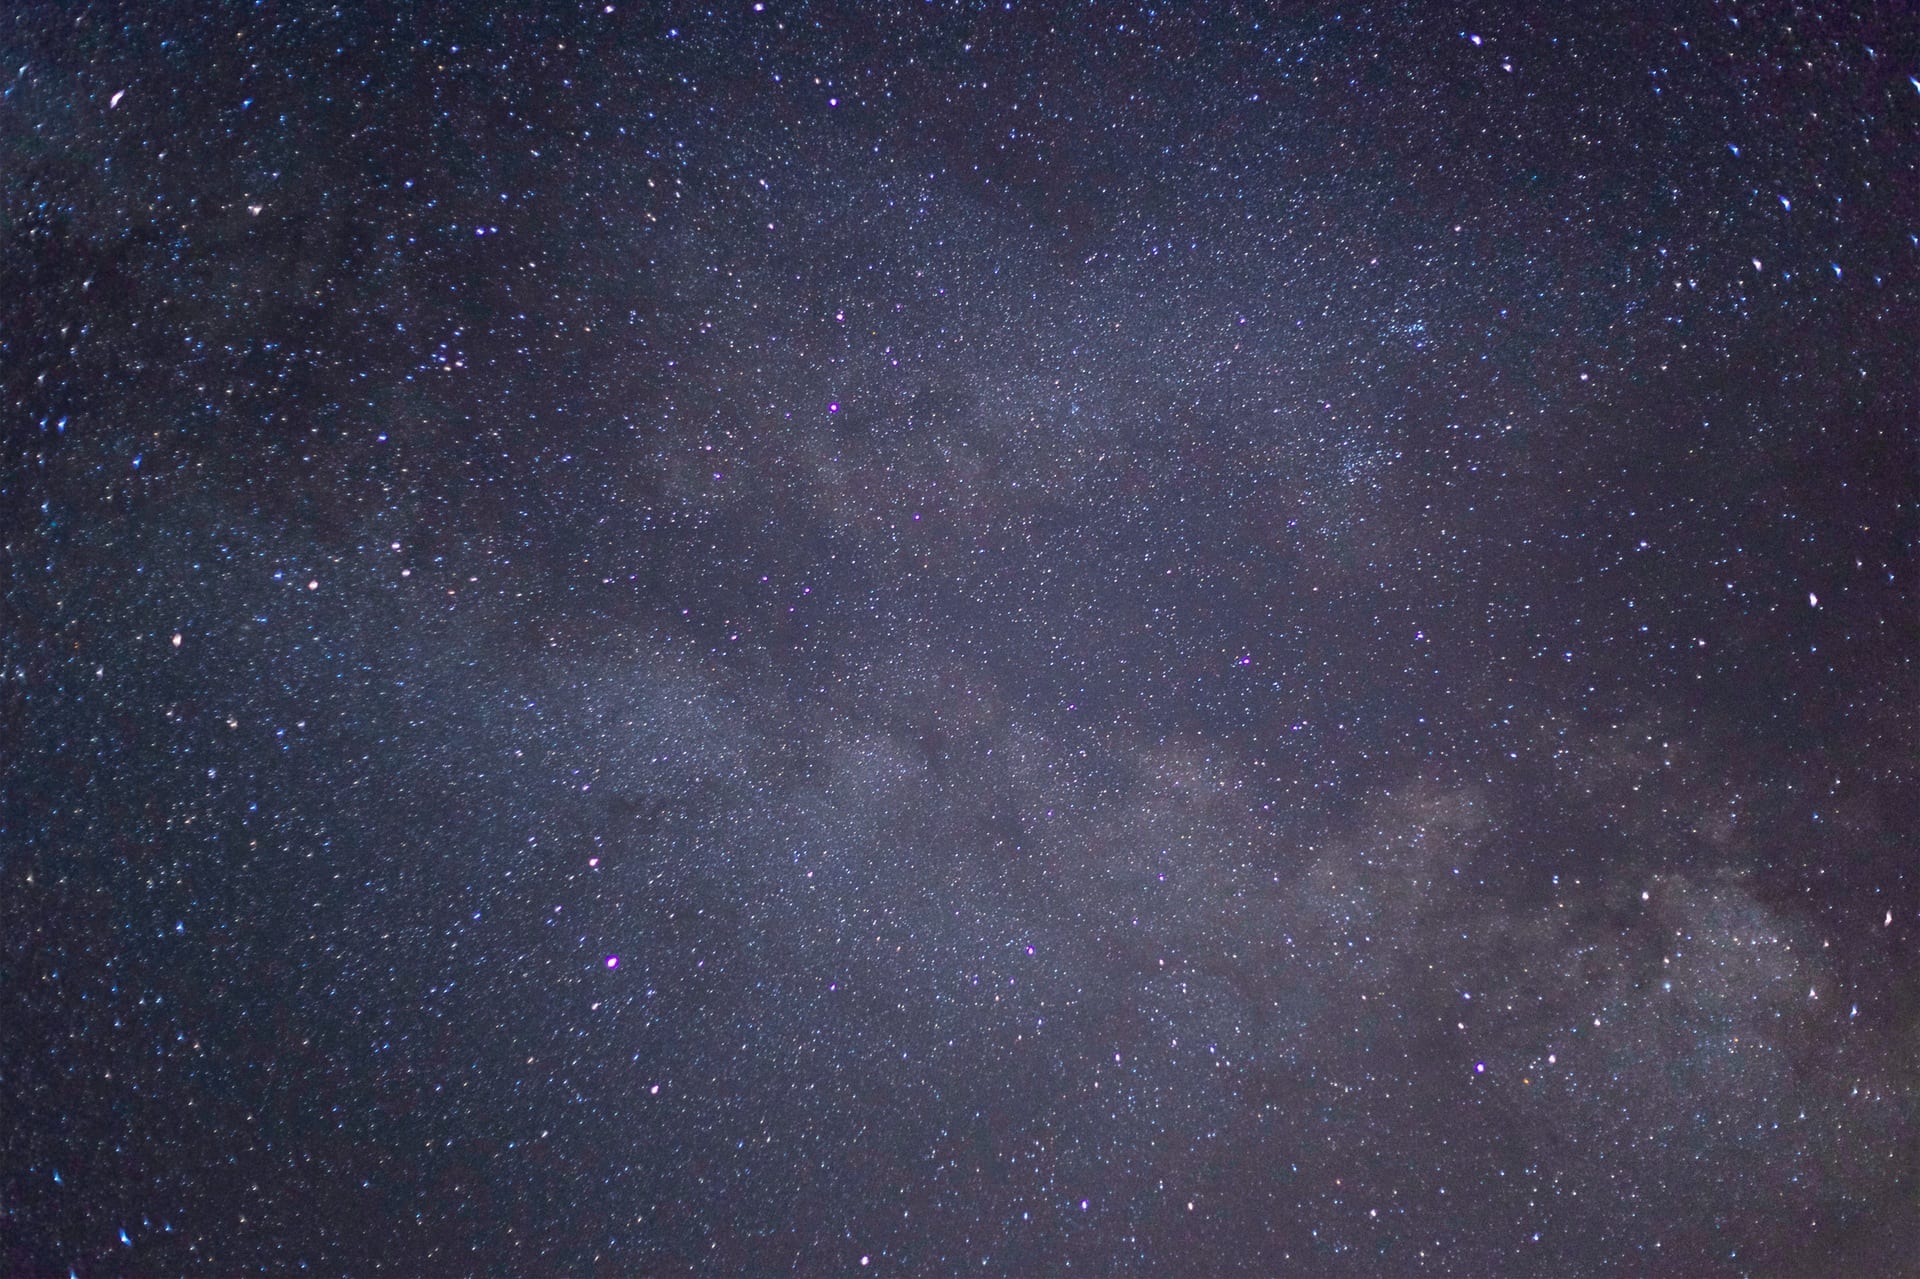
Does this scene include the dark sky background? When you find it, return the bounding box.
[5,1,1919,1275]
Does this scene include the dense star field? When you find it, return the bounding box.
[5,2,1919,1274]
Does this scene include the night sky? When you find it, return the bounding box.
[5,2,1919,1275]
